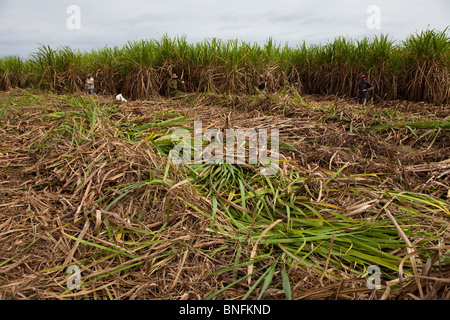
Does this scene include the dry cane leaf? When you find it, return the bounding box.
[247,219,283,286]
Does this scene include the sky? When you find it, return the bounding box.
[0,0,449,58]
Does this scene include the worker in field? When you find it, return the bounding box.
[356,74,374,106]
[257,75,266,94]
[85,73,95,95]
[168,73,185,97]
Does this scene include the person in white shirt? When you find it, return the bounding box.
[85,73,95,95]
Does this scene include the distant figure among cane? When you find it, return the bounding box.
[85,73,95,95]
[168,73,185,98]
[257,75,266,94]
[356,74,373,106]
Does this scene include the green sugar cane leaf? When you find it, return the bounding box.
[242,264,274,300]
[257,263,277,300]
[205,265,268,300]
[104,191,131,211]
[61,231,138,259]
[238,179,246,210]
[207,256,271,276]
[281,264,292,300]
[0,238,39,268]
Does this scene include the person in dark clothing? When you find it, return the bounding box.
[257,75,266,94]
[356,75,374,106]
[168,73,185,97]
[169,73,178,97]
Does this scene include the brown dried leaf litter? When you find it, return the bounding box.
[0,89,449,300]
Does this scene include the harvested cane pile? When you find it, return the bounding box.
[0,88,449,300]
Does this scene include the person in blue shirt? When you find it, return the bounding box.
[356,75,374,106]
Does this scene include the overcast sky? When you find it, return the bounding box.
[0,0,449,58]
